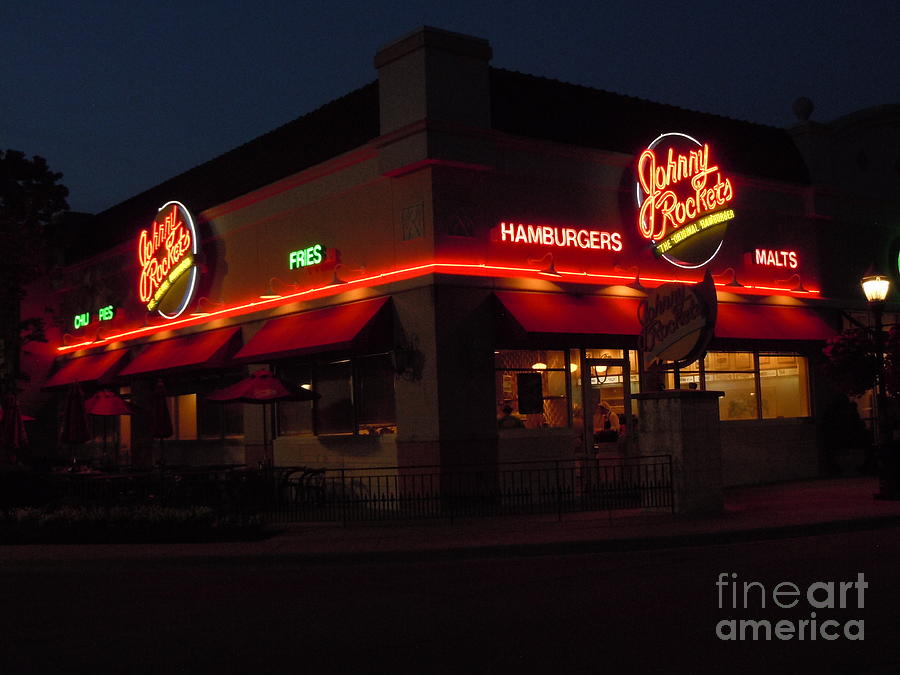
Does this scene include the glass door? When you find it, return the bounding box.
[583,356,631,453]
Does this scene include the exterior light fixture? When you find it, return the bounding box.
[862,274,890,303]
[529,252,560,277]
[861,269,897,499]
[331,264,347,285]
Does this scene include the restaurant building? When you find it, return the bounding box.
[23,27,896,486]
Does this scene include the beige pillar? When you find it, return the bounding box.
[634,390,724,514]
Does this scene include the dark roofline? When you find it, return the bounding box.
[62,81,380,265]
[489,67,810,185]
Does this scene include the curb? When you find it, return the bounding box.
[5,512,900,568]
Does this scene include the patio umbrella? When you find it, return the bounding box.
[207,369,318,465]
[85,389,136,416]
[151,380,173,466]
[206,369,319,404]
[61,382,91,465]
[85,389,135,465]
[0,394,28,464]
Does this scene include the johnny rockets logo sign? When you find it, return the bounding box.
[137,201,199,319]
[636,132,736,269]
[638,272,717,368]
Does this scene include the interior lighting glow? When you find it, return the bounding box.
[531,362,548,370]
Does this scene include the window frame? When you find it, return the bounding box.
[274,352,397,438]
[669,350,812,420]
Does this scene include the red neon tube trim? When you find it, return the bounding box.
[57,261,819,353]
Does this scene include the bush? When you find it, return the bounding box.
[0,505,265,544]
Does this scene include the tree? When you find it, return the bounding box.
[0,150,69,396]
[823,325,900,400]
[822,328,879,397]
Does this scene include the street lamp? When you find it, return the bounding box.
[861,272,894,498]
[861,274,890,304]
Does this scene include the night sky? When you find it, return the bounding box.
[4,1,899,214]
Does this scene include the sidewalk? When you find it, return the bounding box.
[4,476,900,565]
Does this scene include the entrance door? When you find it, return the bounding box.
[583,357,631,453]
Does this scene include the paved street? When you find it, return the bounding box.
[4,524,899,674]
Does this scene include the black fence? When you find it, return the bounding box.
[22,455,672,522]
[269,455,673,522]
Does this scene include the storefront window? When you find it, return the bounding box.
[199,398,244,439]
[315,360,354,435]
[759,354,810,418]
[276,364,313,436]
[495,350,569,429]
[356,353,397,435]
[166,394,198,440]
[276,356,397,437]
[665,351,811,420]
[704,352,757,420]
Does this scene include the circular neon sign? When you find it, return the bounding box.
[635,132,736,269]
[137,201,199,319]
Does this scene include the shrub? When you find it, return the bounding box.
[0,505,265,544]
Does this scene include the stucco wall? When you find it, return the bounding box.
[719,418,819,486]
[273,434,398,469]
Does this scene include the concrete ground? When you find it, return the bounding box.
[3,476,900,564]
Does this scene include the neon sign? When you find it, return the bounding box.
[636,132,735,269]
[73,305,116,330]
[497,222,623,251]
[137,201,199,319]
[289,244,325,270]
[753,249,798,269]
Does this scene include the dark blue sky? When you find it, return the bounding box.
[4,1,899,214]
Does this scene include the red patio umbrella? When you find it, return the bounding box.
[61,382,91,464]
[0,394,28,464]
[85,389,136,416]
[85,389,135,466]
[207,369,318,465]
[206,369,319,404]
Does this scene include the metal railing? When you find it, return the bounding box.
[34,455,672,523]
[268,455,673,522]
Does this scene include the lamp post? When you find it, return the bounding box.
[861,272,894,498]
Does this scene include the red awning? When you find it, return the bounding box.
[495,291,835,343]
[234,297,391,362]
[44,349,129,389]
[495,291,641,335]
[119,326,241,377]
[715,303,836,341]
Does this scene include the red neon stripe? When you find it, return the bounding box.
[57,262,820,353]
